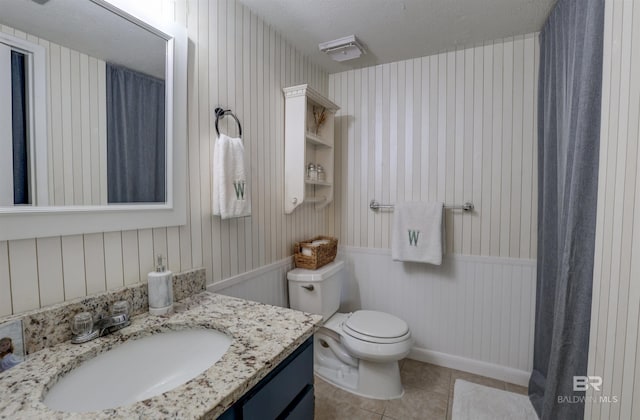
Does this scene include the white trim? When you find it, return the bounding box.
[208,256,293,292]
[0,32,48,207]
[0,43,13,207]
[339,245,537,267]
[28,37,48,206]
[0,0,187,240]
[282,84,339,111]
[408,347,531,387]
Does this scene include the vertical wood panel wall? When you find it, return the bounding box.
[586,0,640,419]
[327,35,539,259]
[0,0,329,317]
[0,24,107,206]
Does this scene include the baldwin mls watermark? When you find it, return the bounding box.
[557,376,619,404]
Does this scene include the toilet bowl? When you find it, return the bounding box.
[288,260,412,399]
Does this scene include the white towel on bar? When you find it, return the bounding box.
[391,201,444,265]
[212,133,251,219]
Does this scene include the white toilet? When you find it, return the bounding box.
[288,260,412,400]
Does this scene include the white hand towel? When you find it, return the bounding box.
[391,201,444,265]
[212,133,251,219]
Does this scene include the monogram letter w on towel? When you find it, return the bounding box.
[392,202,444,265]
[213,133,251,219]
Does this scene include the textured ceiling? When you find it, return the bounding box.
[239,0,556,74]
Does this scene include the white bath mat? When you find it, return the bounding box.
[452,380,538,420]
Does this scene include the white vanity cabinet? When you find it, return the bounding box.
[283,84,339,214]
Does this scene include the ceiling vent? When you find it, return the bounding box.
[318,35,365,62]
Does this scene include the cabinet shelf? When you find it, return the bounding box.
[305,179,332,186]
[303,195,331,211]
[305,132,332,148]
[283,84,340,214]
[304,195,326,203]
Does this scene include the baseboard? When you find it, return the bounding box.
[408,347,531,387]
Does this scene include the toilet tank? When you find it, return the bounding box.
[287,260,345,321]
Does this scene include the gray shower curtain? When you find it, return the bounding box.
[529,0,604,418]
[106,63,165,203]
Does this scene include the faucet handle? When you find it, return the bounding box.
[71,312,93,336]
[111,301,130,317]
[71,312,99,344]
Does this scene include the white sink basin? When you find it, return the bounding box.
[43,329,232,412]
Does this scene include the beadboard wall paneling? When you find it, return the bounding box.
[0,24,107,206]
[339,247,536,384]
[328,35,539,259]
[0,0,329,316]
[209,257,293,308]
[586,0,640,419]
[208,248,534,385]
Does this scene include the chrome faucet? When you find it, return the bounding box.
[71,302,131,344]
[94,314,131,337]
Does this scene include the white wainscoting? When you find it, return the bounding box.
[339,246,536,386]
[208,247,536,386]
[209,257,293,308]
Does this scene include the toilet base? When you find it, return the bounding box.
[314,335,404,400]
[358,359,404,399]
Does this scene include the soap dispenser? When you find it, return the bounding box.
[148,255,174,315]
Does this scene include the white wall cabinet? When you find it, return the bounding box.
[283,84,339,214]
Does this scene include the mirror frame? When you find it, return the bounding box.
[0,0,187,241]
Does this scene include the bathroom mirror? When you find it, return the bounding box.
[0,0,187,240]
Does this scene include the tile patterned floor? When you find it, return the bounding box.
[314,359,528,420]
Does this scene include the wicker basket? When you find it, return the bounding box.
[293,236,338,270]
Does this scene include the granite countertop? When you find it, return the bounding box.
[0,292,322,419]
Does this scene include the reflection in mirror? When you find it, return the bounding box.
[0,45,28,205]
[106,64,165,203]
[0,0,167,207]
[9,51,28,205]
[0,32,46,207]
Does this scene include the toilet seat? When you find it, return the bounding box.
[340,330,412,362]
[342,327,411,344]
[323,310,412,363]
[342,310,410,344]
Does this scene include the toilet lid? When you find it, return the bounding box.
[343,310,409,339]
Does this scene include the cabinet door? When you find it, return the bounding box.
[242,341,313,419]
[283,385,314,420]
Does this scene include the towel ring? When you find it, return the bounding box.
[214,107,242,137]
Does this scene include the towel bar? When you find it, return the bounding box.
[369,199,474,212]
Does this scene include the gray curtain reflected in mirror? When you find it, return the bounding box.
[11,51,28,205]
[106,63,165,203]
